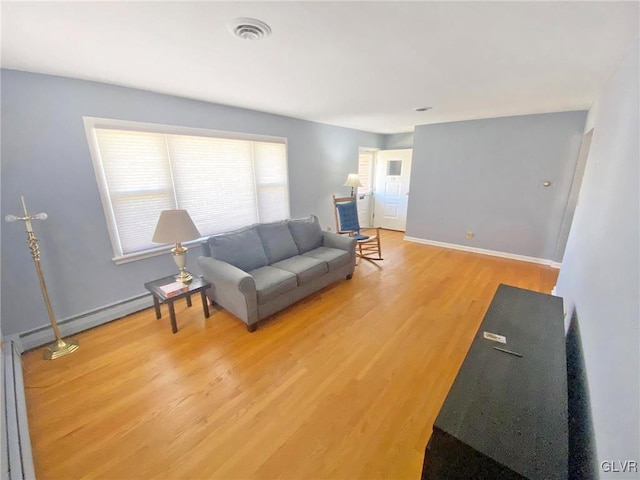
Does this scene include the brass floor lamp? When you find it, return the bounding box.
[5,196,79,359]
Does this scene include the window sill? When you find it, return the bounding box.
[112,238,204,265]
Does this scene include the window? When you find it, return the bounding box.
[358,149,376,195]
[84,117,289,263]
[387,160,402,176]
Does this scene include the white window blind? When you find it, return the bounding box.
[86,118,289,262]
[358,151,374,194]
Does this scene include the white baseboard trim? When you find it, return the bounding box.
[2,340,36,480]
[12,294,154,353]
[403,236,562,269]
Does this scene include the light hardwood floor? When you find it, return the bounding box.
[22,230,558,479]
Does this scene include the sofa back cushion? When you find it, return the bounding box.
[257,221,299,264]
[288,215,323,254]
[206,225,268,272]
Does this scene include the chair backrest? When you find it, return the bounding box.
[333,195,361,233]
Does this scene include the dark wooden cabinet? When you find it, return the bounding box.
[422,284,568,480]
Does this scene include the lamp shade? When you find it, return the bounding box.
[152,210,201,244]
[343,173,363,188]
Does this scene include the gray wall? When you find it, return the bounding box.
[382,131,413,149]
[0,69,381,336]
[406,111,587,262]
[556,40,639,477]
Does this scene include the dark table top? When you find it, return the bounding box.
[144,275,210,301]
[434,284,567,480]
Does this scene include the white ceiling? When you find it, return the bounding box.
[1,1,638,134]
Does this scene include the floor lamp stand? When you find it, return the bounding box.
[5,196,79,360]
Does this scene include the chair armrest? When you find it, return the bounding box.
[323,231,357,251]
[198,256,255,294]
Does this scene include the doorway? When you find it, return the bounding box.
[553,129,594,261]
[356,148,377,228]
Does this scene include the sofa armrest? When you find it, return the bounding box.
[322,231,357,251]
[198,256,258,327]
[198,256,255,294]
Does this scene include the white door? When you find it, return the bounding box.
[373,149,412,231]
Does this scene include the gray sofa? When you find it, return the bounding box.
[198,215,356,331]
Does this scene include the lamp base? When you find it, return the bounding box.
[171,243,192,283]
[43,337,79,360]
[174,270,193,283]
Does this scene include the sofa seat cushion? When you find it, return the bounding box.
[257,221,299,264]
[288,215,323,254]
[272,256,328,286]
[207,226,268,272]
[303,246,351,271]
[249,266,297,305]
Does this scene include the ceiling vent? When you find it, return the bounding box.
[230,18,272,40]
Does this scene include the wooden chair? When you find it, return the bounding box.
[332,195,383,262]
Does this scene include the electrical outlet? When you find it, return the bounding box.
[466,231,474,239]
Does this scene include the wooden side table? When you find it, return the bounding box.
[144,275,211,333]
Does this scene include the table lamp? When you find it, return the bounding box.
[343,173,363,197]
[152,209,201,283]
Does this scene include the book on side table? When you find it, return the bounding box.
[158,281,189,297]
